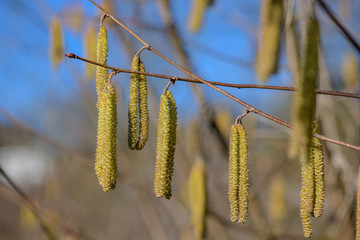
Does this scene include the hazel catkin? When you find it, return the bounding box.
[228,123,240,222]
[238,123,249,224]
[290,15,319,164]
[95,83,117,192]
[312,121,324,217]
[256,0,284,82]
[50,15,64,68]
[188,159,206,240]
[128,55,149,150]
[154,90,177,199]
[136,61,149,150]
[96,25,109,96]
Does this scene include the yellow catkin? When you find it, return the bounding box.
[300,207,312,238]
[289,15,319,163]
[312,121,324,217]
[356,167,360,240]
[96,25,108,96]
[268,174,286,231]
[228,123,240,222]
[238,123,249,224]
[136,61,149,150]
[256,0,284,82]
[128,55,140,150]
[50,16,64,68]
[128,55,149,150]
[85,23,97,79]
[341,51,359,91]
[188,0,208,33]
[64,4,83,31]
[154,91,177,199]
[300,160,315,214]
[188,159,206,240]
[95,83,117,192]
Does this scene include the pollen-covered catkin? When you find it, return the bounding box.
[188,159,206,240]
[256,0,284,82]
[300,206,312,238]
[312,121,324,217]
[228,123,240,222]
[238,123,249,224]
[136,61,149,150]
[96,25,108,96]
[289,15,319,163]
[128,55,149,150]
[95,83,117,192]
[128,55,140,150]
[154,91,177,199]
[301,160,315,214]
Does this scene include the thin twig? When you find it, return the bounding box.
[65,54,360,99]
[316,0,360,53]
[0,167,57,240]
[85,1,360,151]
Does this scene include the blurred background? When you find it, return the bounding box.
[0,0,359,239]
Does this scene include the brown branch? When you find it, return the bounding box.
[85,1,360,151]
[316,0,360,53]
[0,167,57,240]
[65,53,360,99]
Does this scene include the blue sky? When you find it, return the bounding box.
[0,0,358,131]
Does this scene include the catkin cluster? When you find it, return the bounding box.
[228,121,249,224]
[128,55,149,150]
[300,120,324,238]
[94,24,118,192]
[154,90,177,199]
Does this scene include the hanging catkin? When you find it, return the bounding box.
[50,15,64,68]
[136,61,149,150]
[256,0,284,82]
[95,82,117,192]
[238,123,249,224]
[128,55,149,150]
[289,15,319,163]
[300,157,315,214]
[188,159,206,240]
[154,90,177,199]
[228,123,240,222]
[96,25,109,96]
[228,120,249,223]
[188,0,212,33]
[312,121,324,217]
[85,23,97,79]
[94,23,117,192]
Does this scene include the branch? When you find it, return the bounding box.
[85,0,360,151]
[316,0,360,53]
[65,53,360,99]
[0,167,57,240]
